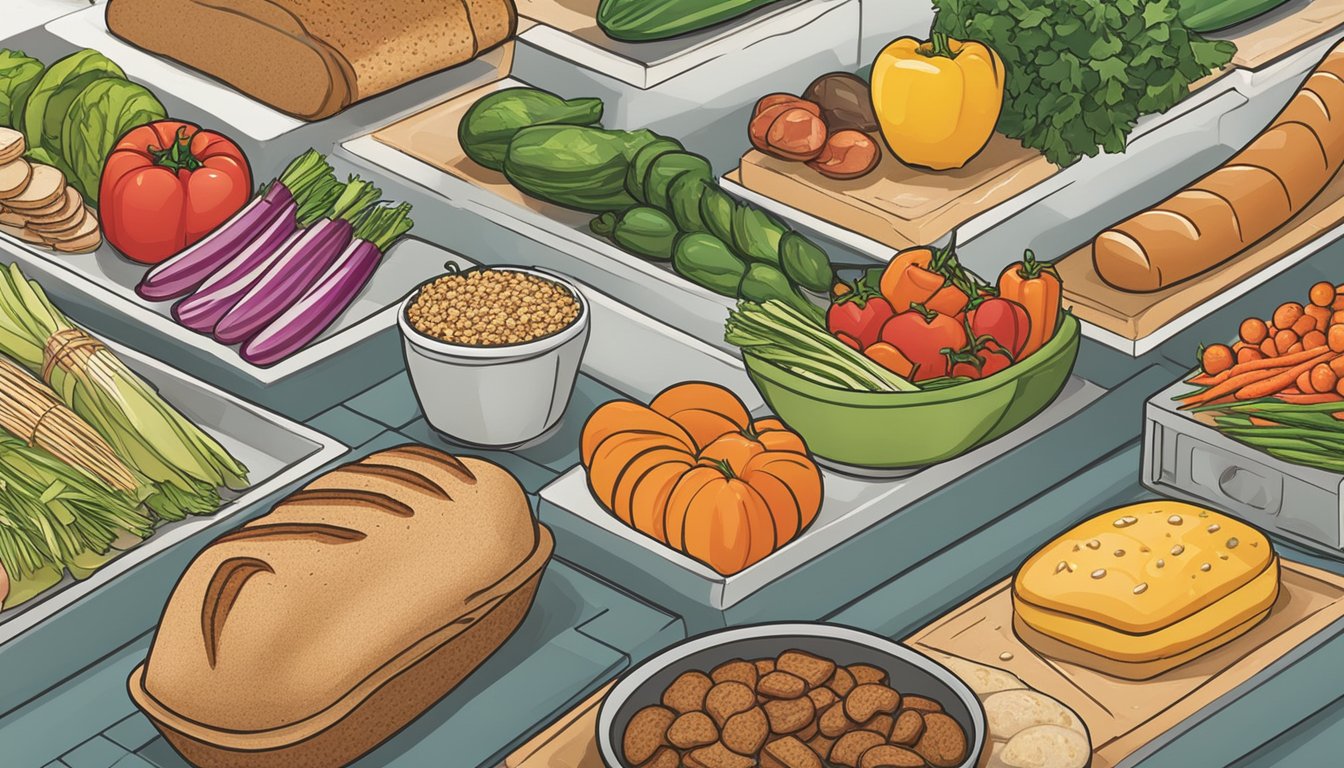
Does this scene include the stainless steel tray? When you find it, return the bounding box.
[538,289,1106,629]
[0,334,347,716]
[1143,377,1344,555]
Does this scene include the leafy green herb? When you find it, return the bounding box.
[933,0,1236,166]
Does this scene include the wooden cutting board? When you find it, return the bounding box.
[905,559,1344,768]
[370,78,593,230]
[1056,165,1344,342]
[736,134,1055,253]
[1222,0,1344,71]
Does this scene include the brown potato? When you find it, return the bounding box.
[807,687,838,712]
[642,746,680,768]
[818,702,857,738]
[827,667,857,697]
[685,742,757,768]
[890,710,925,747]
[806,130,881,180]
[901,696,943,714]
[847,664,889,686]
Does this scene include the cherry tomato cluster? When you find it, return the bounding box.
[828,241,1060,383]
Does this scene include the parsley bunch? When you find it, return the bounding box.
[932,0,1236,166]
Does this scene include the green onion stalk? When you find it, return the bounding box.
[726,300,919,393]
[0,264,249,520]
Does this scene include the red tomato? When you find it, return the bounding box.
[827,294,895,349]
[976,340,1014,378]
[100,120,252,265]
[879,305,968,382]
[970,298,1031,358]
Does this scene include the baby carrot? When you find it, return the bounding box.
[1235,351,1336,400]
[1274,393,1344,404]
[1182,345,1329,392]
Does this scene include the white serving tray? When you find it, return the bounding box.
[536,293,1105,623]
[0,332,347,715]
[1143,377,1344,555]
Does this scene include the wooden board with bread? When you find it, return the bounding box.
[127,445,554,768]
[907,501,1344,768]
[1060,34,1344,344]
[103,0,519,121]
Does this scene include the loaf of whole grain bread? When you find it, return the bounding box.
[106,0,517,120]
[128,445,552,768]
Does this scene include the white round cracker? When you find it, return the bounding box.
[999,724,1090,768]
[983,689,1084,740]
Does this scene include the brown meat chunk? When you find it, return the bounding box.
[668,711,719,750]
[764,697,816,735]
[913,713,968,768]
[860,745,927,768]
[722,707,770,756]
[818,702,857,738]
[828,667,857,697]
[685,742,758,768]
[845,685,901,723]
[848,664,889,686]
[664,671,714,714]
[758,672,808,700]
[713,659,760,690]
[829,730,888,767]
[900,696,943,714]
[807,687,838,712]
[624,705,676,764]
[761,736,823,768]
[890,711,925,747]
[642,747,681,768]
[776,651,837,688]
[706,682,758,727]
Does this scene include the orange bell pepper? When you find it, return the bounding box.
[926,283,970,317]
[997,249,1062,357]
[879,246,945,312]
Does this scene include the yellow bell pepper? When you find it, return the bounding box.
[870,33,1005,171]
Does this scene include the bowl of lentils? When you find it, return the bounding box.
[398,265,590,447]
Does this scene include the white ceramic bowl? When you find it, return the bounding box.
[398,266,591,448]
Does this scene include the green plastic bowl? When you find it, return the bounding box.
[744,313,1081,470]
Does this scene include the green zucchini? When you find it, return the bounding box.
[460,87,603,171]
[698,185,736,245]
[668,172,711,233]
[597,0,786,42]
[503,124,656,212]
[626,138,682,203]
[1179,0,1292,32]
[644,152,713,212]
[730,205,785,267]
[673,233,747,296]
[601,206,679,261]
[779,232,834,293]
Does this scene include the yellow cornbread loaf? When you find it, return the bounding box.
[1012,501,1279,675]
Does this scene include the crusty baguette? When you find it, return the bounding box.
[1093,45,1344,292]
[106,0,517,120]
